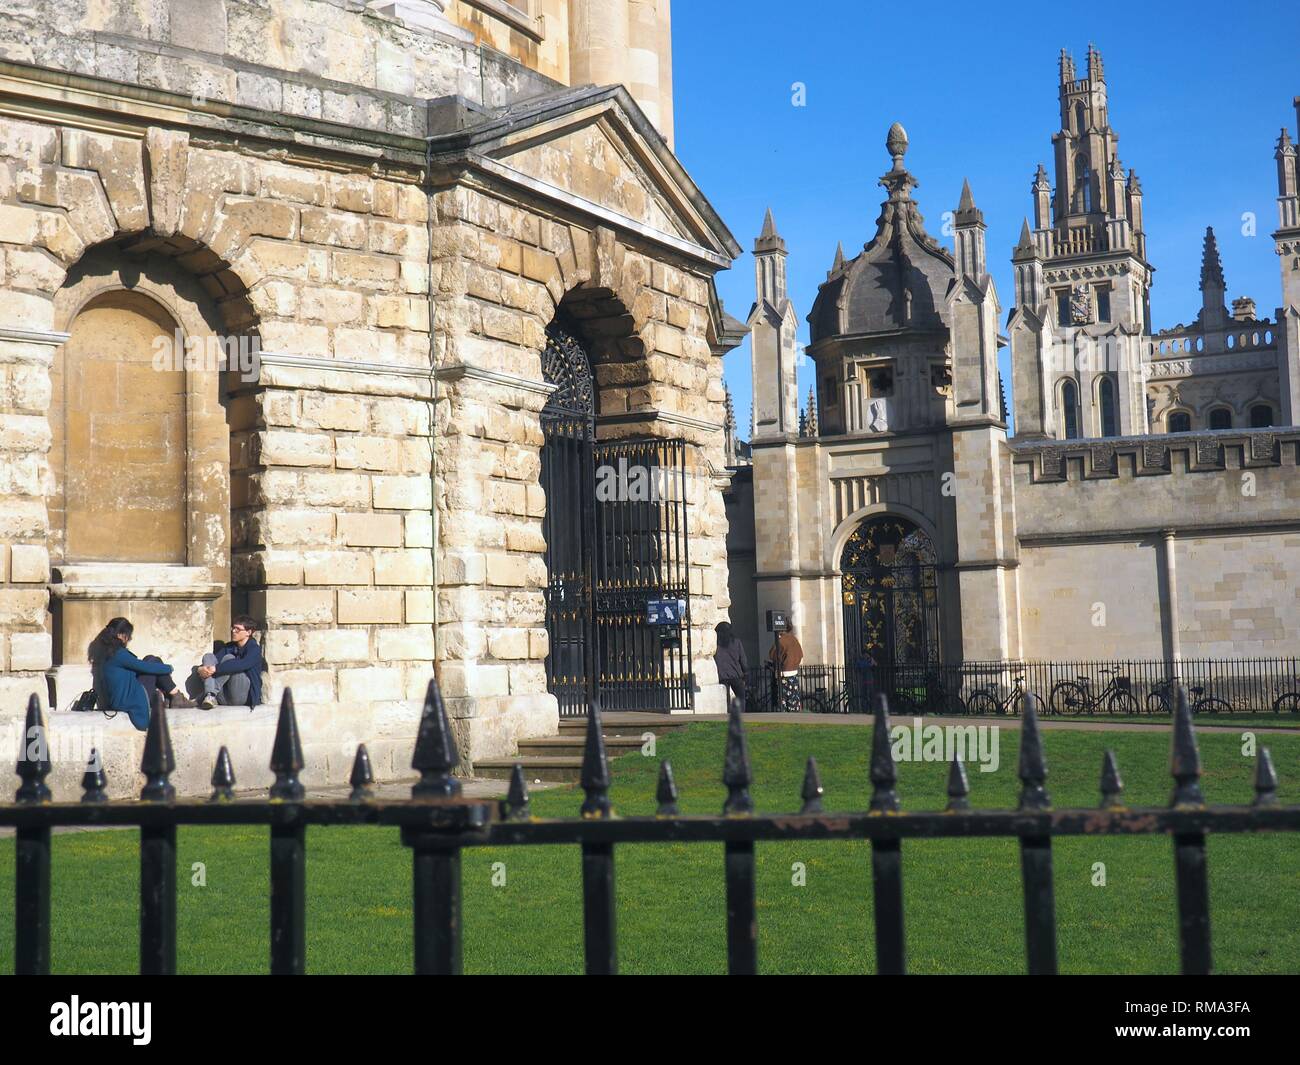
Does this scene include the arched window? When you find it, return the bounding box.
[1061,380,1080,439]
[1074,156,1091,213]
[1167,411,1191,433]
[1208,407,1232,431]
[1250,404,1273,428]
[1098,377,1117,437]
[1075,102,1086,133]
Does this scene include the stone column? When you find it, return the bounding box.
[569,0,630,91]
[626,0,662,131]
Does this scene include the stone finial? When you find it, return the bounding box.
[831,241,845,275]
[886,122,909,167]
[1033,163,1051,190]
[1015,218,1035,253]
[1059,48,1075,84]
[805,386,818,436]
[1086,42,1104,82]
[955,178,983,226]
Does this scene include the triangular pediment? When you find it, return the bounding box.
[431,85,740,267]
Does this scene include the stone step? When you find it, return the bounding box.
[518,734,647,759]
[475,756,584,783]
[556,714,691,738]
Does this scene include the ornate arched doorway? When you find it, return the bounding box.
[840,515,941,673]
[539,320,597,716]
[539,314,695,716]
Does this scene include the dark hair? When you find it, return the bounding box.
[715,621,736,646]
[232,614,261,634]
[88,617,133,667]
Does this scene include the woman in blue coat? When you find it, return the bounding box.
[89,617,196,731]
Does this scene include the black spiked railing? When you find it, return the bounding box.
[269,690,307,976]
[501,764,530,821]
[945,756,970,813]
[800,757,824,815]
[349,745,375,802]
[1016,692,1058,976]
[139,692,177,975]
[1100,750,1124,809]
[5,678,1300,976]
[578,698,616,975]
[655,760,679,816]
[867,692,905,975]
[81,751,108,805]
[210,747,236,803]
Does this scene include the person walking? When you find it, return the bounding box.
[89,617,196,732]
[714,621,750,712]
[768,622,805,713]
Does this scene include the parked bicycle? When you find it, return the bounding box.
[1271,681,1300,715]
[1048,667,1140,715]
[965,673,1027,717]
[1144,678,1232,715]
[799,684,854,715]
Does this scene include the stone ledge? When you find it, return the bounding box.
[49,564,224,602]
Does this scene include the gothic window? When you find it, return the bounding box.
[1075,102,1086,133]
[1250,403,1274,428]
[1074,156,1092,213]
[1167,411,1192,433]
[1096,286,1111,323]
[1061,379,1080,439]
[1208,407,1232,430]
[1057,290,1071,327]
[1098,377,1117,437]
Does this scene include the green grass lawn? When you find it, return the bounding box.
[982,713,1300,730]
[1,722,1297,975]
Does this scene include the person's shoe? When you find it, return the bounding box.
[200,695,218,710]
[169,694,198,709]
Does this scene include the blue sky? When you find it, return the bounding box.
[669,0,1297,437]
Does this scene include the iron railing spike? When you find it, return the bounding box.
[869,692,899,812]
[349,744,375,802]
[269,688,305,801]
[502,763,530,820]
[412,676,462,798]
[656,760,679,816]
[945,755,970,812]
[80,749,108,804]
[800,756,824,815]
[580,697,611,818]
[16,692,52,803]
[722,697,753,815]
[140,691,176,802]
[1170,685,1205,808]
[210,746,236,803]
[1253,747,1279,808]
[1100,749,1124,809]
[1017,690,1051,811]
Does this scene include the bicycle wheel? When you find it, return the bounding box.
[798,692,823,714]
[1194,696,1231,716]
[965,691,1001,717]
[1049,681,1085,716]
[1273,693,1300,715]
[890,691,921,716]
[1107,689,1141,715]
[1145,690,1172,715]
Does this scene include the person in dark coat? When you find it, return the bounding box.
[768,624,805,713]
[196,615,265,709]
[714,621,750,712]
[89,617,196,732]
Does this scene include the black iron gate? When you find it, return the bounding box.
[539,323,693,716]
[840,515,941,676]
[592,437,693,712]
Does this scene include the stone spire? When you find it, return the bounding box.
[1200,226,1225,290]
[1059,47,1075,84]
[754,207,788,306]
[1200,226,1227,328]
[723,386,738,465]
[829,241,845,278]
[953,178,987,277]
[805,386,818,436]
[1086,42,1104,82]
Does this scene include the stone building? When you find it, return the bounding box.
[738,48,1300,682]
[0,0,742,794]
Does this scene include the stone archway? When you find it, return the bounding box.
[47,240,259,704]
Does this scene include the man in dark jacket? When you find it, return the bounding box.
[713,621,750,711]
[197,616,264,709]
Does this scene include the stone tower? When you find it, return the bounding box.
[1010,44,1151,439]
[748,208,800,438]
[1275,99,1300,423]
